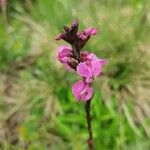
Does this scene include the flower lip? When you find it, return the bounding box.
[72,80,93,101]
[77,52,107,81]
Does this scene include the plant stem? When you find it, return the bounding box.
[85,99,93,150]
[1,0,8,31]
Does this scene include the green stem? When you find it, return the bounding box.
[85,99,94,150]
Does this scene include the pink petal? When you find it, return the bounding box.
[77,62,92,78]
[80,34,88,40]
[81,51,89,56]
[99,59,107,65]
[57,46,72,63]
[58,57,68,63]
[72,80,93,101]
[91,60,102,77]
[87,53,98,61]
[81,52,98,62]
[85,77,94,83]
[81,86,93,101]
[84,28,97,36]
[57,46,72,56]
[72,80,85,100]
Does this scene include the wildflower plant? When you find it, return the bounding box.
[56,20,107,149]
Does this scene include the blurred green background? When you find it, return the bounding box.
[0,0,150,149]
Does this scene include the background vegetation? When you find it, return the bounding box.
[0,0,150,149]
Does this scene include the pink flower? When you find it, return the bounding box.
[72,80,93,101]
[83,28,97,36]
[57,46,72,63]
[77,52,107,82]
[78,28,97,40]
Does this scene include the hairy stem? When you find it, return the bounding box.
[85,99,93,150]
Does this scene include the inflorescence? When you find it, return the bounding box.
[56,19,107,101]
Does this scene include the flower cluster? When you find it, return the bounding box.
[56,20,107,101]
